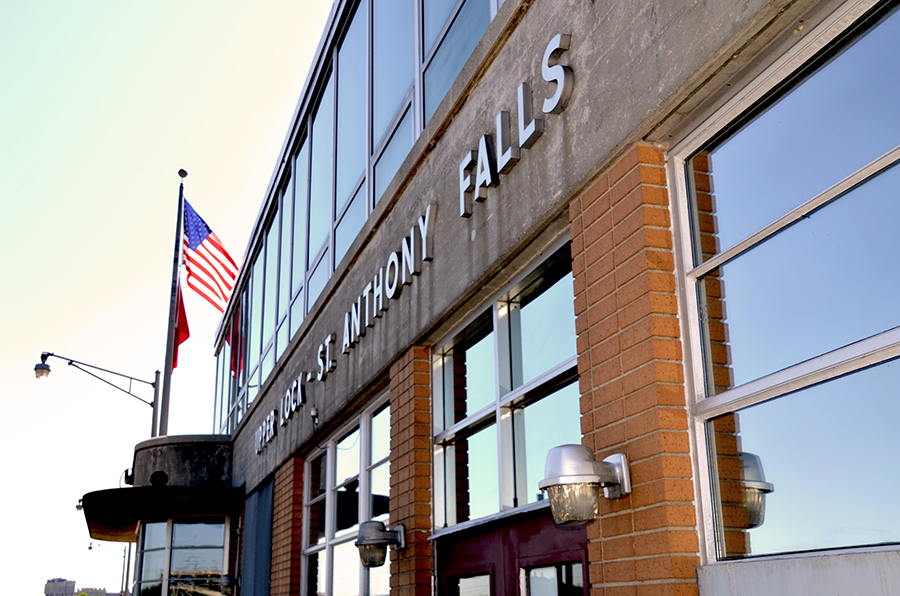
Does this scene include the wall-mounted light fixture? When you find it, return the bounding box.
[539,444,632,526]
[355,520,405,567]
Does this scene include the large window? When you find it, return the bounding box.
[433,243,579,527]
[673,0,900,559]
[136,519,228,596]
[215,0,500,433]
[303,399,391,596]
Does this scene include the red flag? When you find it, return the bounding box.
[173,283,190,370]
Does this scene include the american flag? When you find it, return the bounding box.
[182,199,238,313]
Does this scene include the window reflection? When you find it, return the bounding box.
[691,5,900,259]
[308,75,334,265]
[713,359,900,557]
[374,108,412,203]
[449,574,491,596]
[332,542,361,596]
[526,562,583,596]
[373,0,414,148]
[424,0,490,122]
[522,384,581,505]
[697,162,900,392]
[336,1,367,211]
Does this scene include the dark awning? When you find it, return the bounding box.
[81,486,245,542]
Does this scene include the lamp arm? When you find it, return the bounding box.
[43,353,156,387]
[67,362,155,407]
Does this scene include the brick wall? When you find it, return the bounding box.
[389,346,434,596]
[270,456,304,596]
[569,144,700,596]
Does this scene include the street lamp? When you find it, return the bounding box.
[35,352,161,437]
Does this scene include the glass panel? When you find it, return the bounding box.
[138,583,162,596]
[307,252,329,312]
[527,562,583,596]
[369,562,390,596]
[423,0,458,57]
[307,499,326,546]
[336,1,367,212]
[374,108,412,203]
[692,6,900,258]
[143,522,167,550]
[453,574,491,596]
[517,272,576,387]
[248,259,263,375]
[310,453,327,499]
[293,139,309,295]
[373,0,414,146]
[336,428,361,486]
[276,318,288,361]
[308,74,334,265]
[335,183,366,266]
[172,521,225,547]
[280,178,293,317]
[712,358,900,558]
[263,220,278,347]
[334,479,360,537]
[261,346,274,384]
[306,551,325,596]
[424,0,489,122]
[444,318,496,426]
[462,424,499,520]
[169,548,224,575]
[332,541,361,596]
[371,462,390,523]
[290,290,305,338]
[168,578,221,596]
[523,383,581,504]
[372,405,390,463]
[700,165,900,393]
[141,550,165,582]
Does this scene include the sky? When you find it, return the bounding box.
[0,1,333,592]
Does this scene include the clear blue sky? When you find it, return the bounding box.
[0,1,331,592]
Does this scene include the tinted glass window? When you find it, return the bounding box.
[424,0,489,122]
[373,0,414,147]
[336,2,367,212]
[701,164,900,392]
[712,359,900,557]
[693,7,900,258]
[292,140,309,295]
[374,108,411,202]
[309,75,334,265]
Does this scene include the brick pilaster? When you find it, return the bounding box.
[569,145,699,596]
[270,456,304,596]
[389,346,433,596]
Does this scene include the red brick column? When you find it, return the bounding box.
[569,145,699,596]
[270,456,304,596]
[389,346,433,596]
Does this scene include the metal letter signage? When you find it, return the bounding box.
[342,204,437,355]
[460,33,573,218]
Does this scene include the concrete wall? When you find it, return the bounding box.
[698,550,900,596]
[229,0,830,496]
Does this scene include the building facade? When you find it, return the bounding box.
[83,0,900,594]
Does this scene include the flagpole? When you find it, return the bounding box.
[160,169,188,436]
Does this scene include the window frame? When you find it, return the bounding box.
[432,238,579,529]
[667,0,900,563]
[214,0,501,434]
[135,517,231,596]
[301,394,392,596]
